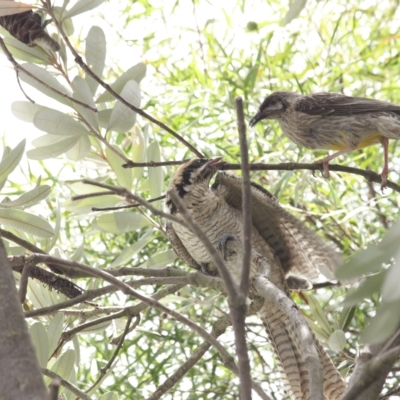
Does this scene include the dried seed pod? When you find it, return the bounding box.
[0,10,60,52]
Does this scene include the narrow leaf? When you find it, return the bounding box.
[96,63,146,103]
[29,322,49,368]
[0,208,54,237]
[131,126,146,181]
[71,75,98,129]
[2,37,49,64]
[27,136,80,160]
[0,2,33,17]
[95,212,150,234]
[328,330,346,352]
[147,141,163,206]
[107,80,141,132]
[106,146,132,190]
[33,109,88,136]
[11,101,51,123]
[51,349,75,380]
[85,26,106,95]
[64,0,105,18]
[0,185,51,208]
[0,139,25,182]
[66,135,91,161]
[19,63,71,106]
[48,313,64,356]
[307,293,332,336]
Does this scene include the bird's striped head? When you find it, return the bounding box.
[249,91,296,126]
[166,158,225,214]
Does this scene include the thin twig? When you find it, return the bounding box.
[234,97,252,400]
[123,160,190,168]
[85,316,139,393]
[25,253,250,392]
[222,163,400,193]
[43,3,203,158]
[71,191,115,201]
[92,195,165,211]
[83,179,183,225]
[0,37,97,112]
[42,369,92,400]
[49,378,61,400]
[19,263,34,303]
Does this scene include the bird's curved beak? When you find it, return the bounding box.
[205,157,226,170]
[249,111,263,127]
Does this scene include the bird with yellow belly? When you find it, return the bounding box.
[250,91,400,188]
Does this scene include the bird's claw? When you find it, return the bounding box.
[218,234,239,261]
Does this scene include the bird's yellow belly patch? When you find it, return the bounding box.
[327,131,382,150]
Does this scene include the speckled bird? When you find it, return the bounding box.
[165,158,346,400]
[249,91,400,188]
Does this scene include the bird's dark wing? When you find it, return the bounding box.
[165,222,201,270]
[213,172,341,280]
[296,92,400,116]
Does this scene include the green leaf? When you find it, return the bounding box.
[107,80,141,132]
[110,229,153,267]
[106,146,133,190]
[19,63,71,106]
[143,249,177,268]
[27,136,80,160]
[0,208,54,238]
[0,139,25,182]
[381,250,400,303]
[343,272,386,306]
[0,184,51,208]
[147,141,163,206]
[281,0,307,26]
[64,0,105,19]
[1,37,49,64]
[131,126,146,181]
[66,135,91,161]
[361,301,400,344]
[307,293,333,337]
[328,330,346,352]
[98,109,112,129]
[96,63,147,103]
[339,306,357,331]
[64,194,120,214]
[85,26,106,95]
[33,109,88,136]
[51,349,75,380]
[94,212,151,234]
[71,75,99,130]
[48,313,64,356]
[11,101,51,123]
[29,322,49,368]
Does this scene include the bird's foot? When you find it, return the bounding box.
[380,164,389,192]
[315,159,331,178]
[218,234,240,261]
[286,275,313,291]
[199,262,218,277]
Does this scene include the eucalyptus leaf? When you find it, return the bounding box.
[48,313,64,356]
[51,349,75,380]
[307,294,332,337]
[2,37,49,64]
[0,208,54,238]
[11,101,51,123]
[33,109,88,136]
[71,75,99,130]
[0,2,33,17]
[98,392,119,400]
[85,26,106,95]
[27,136,80,160]
[0,139,25,182]
[110,229,153,267]
[19,63,71,106]
[361,301,400,344]
[328,330,346,352]
[94,212,151,234]
[107,80,141,132]
[106,146,132,190]
[29,322,49,368]
[96,63,146,103]
[131,126,146,181]
[343,272,386,306]
[66,135,91,161]
[0,184,51,208]
[147,141,163,207]
[64,0,105,19]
